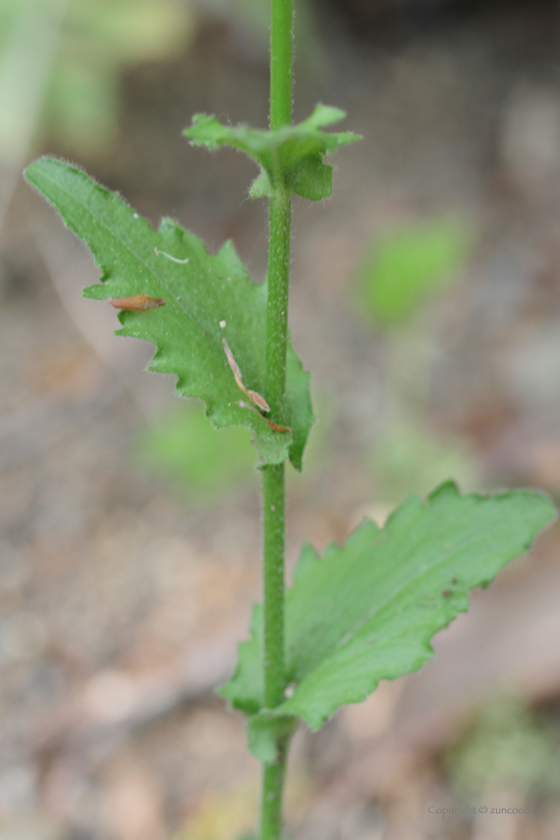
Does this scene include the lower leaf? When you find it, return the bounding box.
[221,483,555,736]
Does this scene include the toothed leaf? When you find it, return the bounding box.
[221,483,555,757]
[25,157,314,468]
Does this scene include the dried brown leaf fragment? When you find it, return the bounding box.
[109,294,166,311]
[222,338,270,413]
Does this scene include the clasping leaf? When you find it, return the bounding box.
[183,104,361,201]
[220,482,555,761]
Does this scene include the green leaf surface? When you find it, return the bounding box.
[25,157,314,468]
[221,483,555,741]
[183,104,360,201]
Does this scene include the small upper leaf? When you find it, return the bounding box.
[25,157,314,469]
[221,483,555,735]
[183,104,360,201]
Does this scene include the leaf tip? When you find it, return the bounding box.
[24,154,57,183]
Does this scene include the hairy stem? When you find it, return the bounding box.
[270,0,293,132]
[260,735,290,838]
[265,189,291,418]
[260,0,293,838]
[262,463,286,711]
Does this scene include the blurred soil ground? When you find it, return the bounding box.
[2,2,560,839]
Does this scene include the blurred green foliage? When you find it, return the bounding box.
[136,390,328,503]
[371,423,474,505]
[0,0,317,163]
[353,218,476,503]
[0,0,194,158]
[48,0,194,152]
[446,697,560,801]
[135,402,256,502]
[355,218,471,327]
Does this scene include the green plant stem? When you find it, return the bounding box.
[260,734,290,837]
[262,462,286,710]
[270,0,293,131]
[260,1,293,838]
[265,190,291,417]
[259,195,290,840]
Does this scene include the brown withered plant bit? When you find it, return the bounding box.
[109,294,166,311]
[222,337,271,413]
[238,401,291,433]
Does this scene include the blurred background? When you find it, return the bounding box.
[2,0,560,838]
